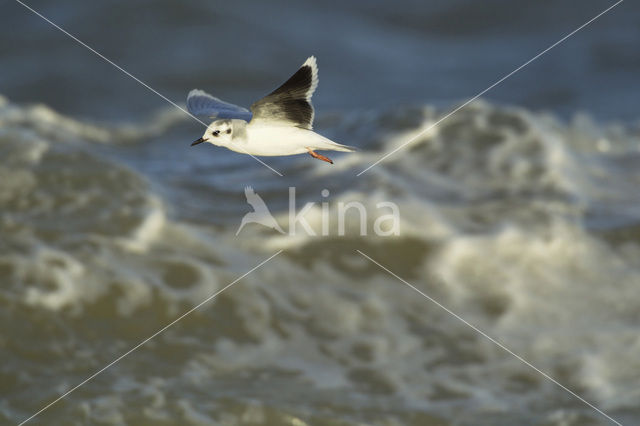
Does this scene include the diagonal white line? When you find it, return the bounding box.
[356,250,623,426]
[18,250,283,426]
[13,0,283,177]
[357,0,625,176]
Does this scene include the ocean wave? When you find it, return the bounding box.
[2,95,640,424]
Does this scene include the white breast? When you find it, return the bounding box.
[228,123,321,156]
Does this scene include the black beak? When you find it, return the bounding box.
[191,137,208,146]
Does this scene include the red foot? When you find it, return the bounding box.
[307,149,333,164]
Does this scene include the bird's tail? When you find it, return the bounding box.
[328,142,357,152]
[315,136,357,153]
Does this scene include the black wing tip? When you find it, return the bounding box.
[268,56,318,101]
[250,56,319,128]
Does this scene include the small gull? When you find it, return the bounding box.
[187,56,355,164]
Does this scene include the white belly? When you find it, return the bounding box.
[228,124,334,156]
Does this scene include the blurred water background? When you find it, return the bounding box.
[1,0,640,424]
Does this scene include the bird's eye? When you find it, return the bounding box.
[226,129,231,134]
[212,130,220,136]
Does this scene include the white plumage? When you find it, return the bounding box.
[187,56,354,164]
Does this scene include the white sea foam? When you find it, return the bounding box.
[3,96,640,423]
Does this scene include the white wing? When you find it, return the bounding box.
[186,89,253,121]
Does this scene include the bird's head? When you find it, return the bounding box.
[191,119,234,147]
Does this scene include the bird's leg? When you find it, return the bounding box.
[307,148,333,164]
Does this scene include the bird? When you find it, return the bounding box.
[187,56,355,164]
[236,186,285,235]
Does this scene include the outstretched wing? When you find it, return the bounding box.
[186,89,253,121]
[250,56,318,129]
[244,186,269,212]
